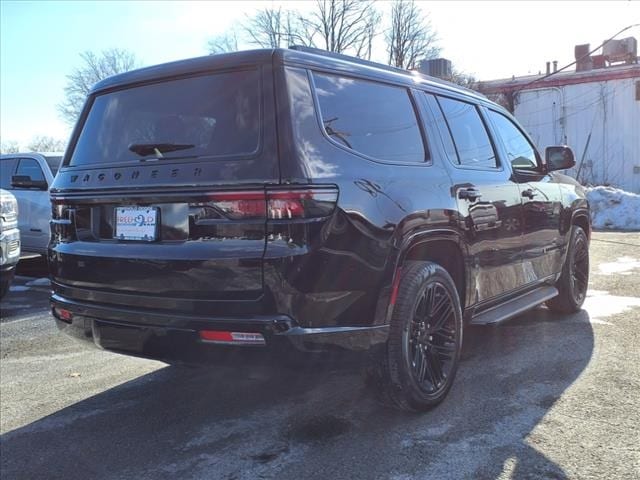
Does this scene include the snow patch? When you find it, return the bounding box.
[586,186,640,231]
[8,286,29,292]
[596,257,640,275]
[582,290,640,325]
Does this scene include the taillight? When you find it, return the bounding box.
[267,188,338,219]
[50,201,76,241]
[190,187,338,221]
[200,191,267,220]
[51,201,69,220]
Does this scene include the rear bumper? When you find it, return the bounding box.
[51,294,388,363]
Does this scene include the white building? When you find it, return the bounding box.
[479,41,640,193]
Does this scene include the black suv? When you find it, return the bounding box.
[49,47,590,411]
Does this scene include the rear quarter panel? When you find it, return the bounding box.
[270,64,461,328]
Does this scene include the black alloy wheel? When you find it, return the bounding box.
[547,226,590,313]
[373,261,463,411]
[404,281,457,395]
[569,231,589,305]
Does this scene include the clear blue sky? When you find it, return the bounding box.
[1,0,638,149]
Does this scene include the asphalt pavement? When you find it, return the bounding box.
[1,232,639,480]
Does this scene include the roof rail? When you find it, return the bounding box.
[288,45,485,99]
[288,45,410,76]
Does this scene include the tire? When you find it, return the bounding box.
[547,226,589,314]
[0,267,14,299]
[372,261,463,412]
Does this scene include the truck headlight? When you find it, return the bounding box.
[0,191,18,230]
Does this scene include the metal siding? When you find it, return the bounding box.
[514,77,640,193]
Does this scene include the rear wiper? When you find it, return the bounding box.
[128,143,195,157]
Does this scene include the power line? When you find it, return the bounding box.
[514,23,640,93]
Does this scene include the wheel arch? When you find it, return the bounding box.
[571,209,591,241]
[392,229,469,313]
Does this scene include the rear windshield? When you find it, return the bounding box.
[69,69,260,167]
[45,156,62,175]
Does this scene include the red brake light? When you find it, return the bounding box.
[191,187,338,221]
[191,191,267,220]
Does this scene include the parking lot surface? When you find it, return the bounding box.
[1,232,639,480]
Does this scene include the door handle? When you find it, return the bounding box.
[458,188,482,201]
[521,189,538,199]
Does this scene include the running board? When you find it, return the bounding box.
[470,286,558,326]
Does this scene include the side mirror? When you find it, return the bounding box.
[545,146,575,172]
[11,175,48,190]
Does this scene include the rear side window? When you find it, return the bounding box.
[69,70,260,167]
[16,158,46,181]
[437,96,497,169]
[313,72,426,163]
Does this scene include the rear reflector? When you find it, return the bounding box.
[191,187,338,221]
[54,307,73,323]
[199,330,266,346]
[389,267,403,306]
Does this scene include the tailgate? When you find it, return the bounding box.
[49,59,279,305]
[50,188,266,301]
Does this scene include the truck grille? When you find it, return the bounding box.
[8,239,19,254]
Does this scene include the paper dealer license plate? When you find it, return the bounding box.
[114,206,158,241]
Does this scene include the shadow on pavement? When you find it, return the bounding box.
[1,256,51,322]
[0,307,594,480]
[15,255,49,278]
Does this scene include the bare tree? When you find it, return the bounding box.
[299,0,380,58]
[0,140,20,154]
[386,0,439,69]
[447,69,477,90]
[207,31,240,54]
[58,49,140,125]
[243,7,304,48]
[26,136,67,152]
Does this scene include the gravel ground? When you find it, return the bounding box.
[1,232,639,480]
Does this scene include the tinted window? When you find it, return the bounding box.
[45,155,63,175]
[0,159,16,189]
[437,97,497,168]
[487,110,539,170]
[70,70,260,167]
[313,73,426,163]
[16,158,45,182]
[422,93,459,163]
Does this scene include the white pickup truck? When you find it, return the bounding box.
[0,152,62,255]
[1,188,20,298]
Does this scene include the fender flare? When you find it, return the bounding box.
[377,228,470,327]
[570,208,591,238]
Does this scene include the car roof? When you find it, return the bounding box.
[91,49,275,93]
[277,47,486,101]
[1,152,64,160]
[90,48,489,105]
